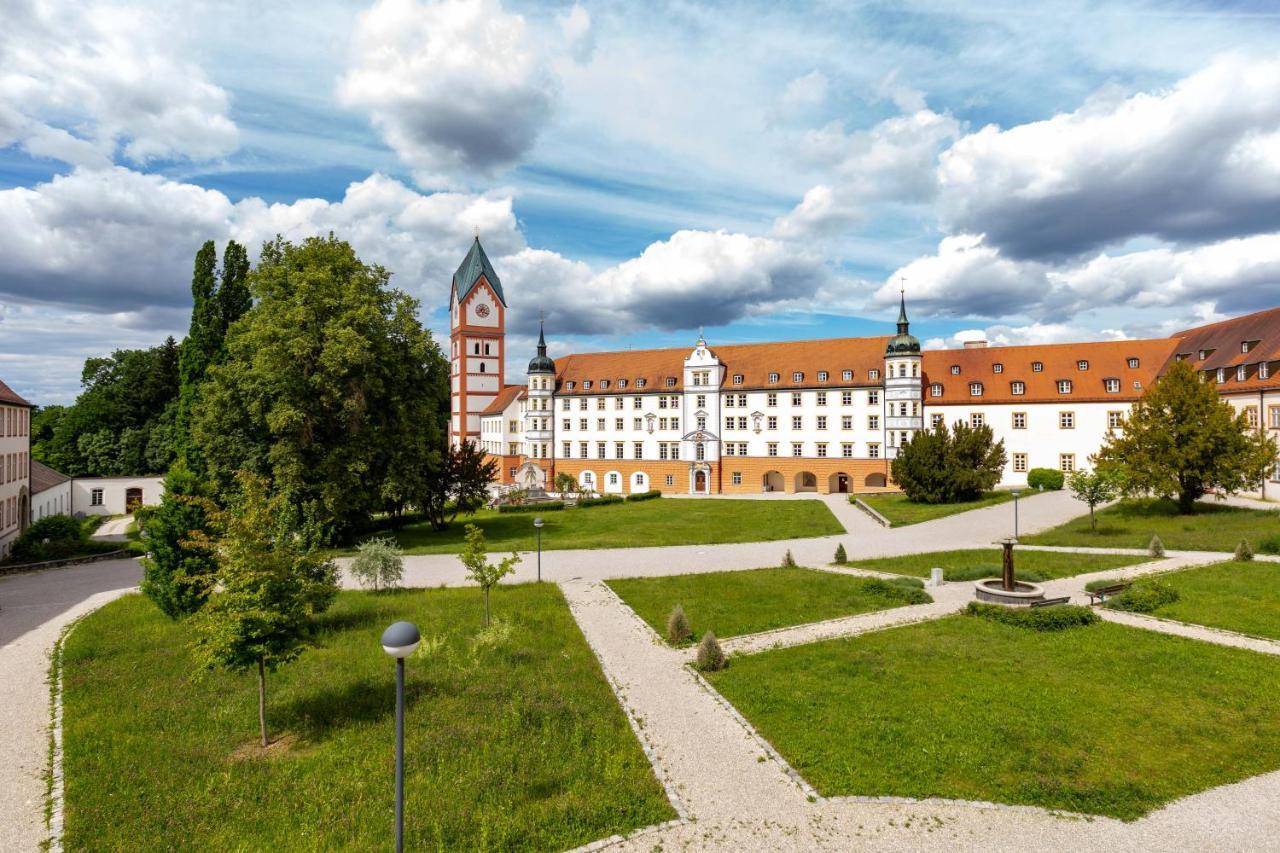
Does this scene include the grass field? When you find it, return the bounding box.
[846,548,1148,582]
[1142,560,1280,640]
[606,567,930,643]
[857,490,1014,526]
[708,615,1280,820]
[61,587,673,852]
[1022,498,1280,552]
[350,498,844,555]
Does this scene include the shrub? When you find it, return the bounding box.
[8,514,114,563]
[577,495,624,509]
[861,577,931,604]
[626,490,662,502]
[695,631,726,671]
[1235,539,1255,562]
[942,564,1044,583]
[1026,468,1065,490]
[1106,579,1179,613]
[666,605,692,644]
[781,549,797,568]
[1148,534,1165,558]
[496,501,565,514]
[349,536,404,591]
[1260,533,1280,555]
[891,420,1007,503]
[965,601,1099,631]
[833,543,847,564]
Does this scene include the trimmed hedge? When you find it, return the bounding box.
[1026,468,1064,490]
[496,501,565,514]
[625,490,663,503]
[964,601,1099,631]
[577,495,624,509]
[862,577,932,604]
[1104,580,1180,613]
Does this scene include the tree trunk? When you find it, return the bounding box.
[1178,488,1198,515]
[257,658,268,748]
[1089,504,1096,531]
[483,587,491,626]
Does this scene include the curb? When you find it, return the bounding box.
[852,498,892,528]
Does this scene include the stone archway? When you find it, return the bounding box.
[762,470,784,492]
[17,486,29,532]
[794,471,817,493]
[864,472,887,488]
[827,472,851,494]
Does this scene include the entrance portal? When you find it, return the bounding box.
[125,487,143,512]
[695,470,707,493]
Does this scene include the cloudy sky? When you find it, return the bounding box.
[3,0,1280,403]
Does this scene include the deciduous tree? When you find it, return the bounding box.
[458,523,517,626]
[1095,360,1276,513]
[1067,467,1120,532]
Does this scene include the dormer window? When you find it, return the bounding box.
[1237,365,1247,382]
[1262,363,1271,380]
[992,363,1004,374]
[842,370,853,381]
[792,371,804,382]
[618,379,627,388]
[665,377,676,387]
[1032,361,1043,372]
[1176,353,1190,362]
[817,370,828,382]
[868,369,880,380]
[969,382,983,396]
[950,365,961,375]
[1199,349,1212,361]
[768,372,779,384]
[930,383,943,397]
[636,378,646,388]
[1011,381,1025,395]
[1077,360,1089,371]
[600,379,609,389]
[1104,378,1120,393]
[732,374,744,385]
[1127,357,1140,369]
[583,380,592,390]
[1216,368,1225,383]
[1057,379,1072,394]
[566,381,576,390]
[1243,340,1259,354]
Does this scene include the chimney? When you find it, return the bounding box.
[963,339,988,349]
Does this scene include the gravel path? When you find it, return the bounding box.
[89,515,134,543]
[0,558,141,852]
[1097,609,1280,655]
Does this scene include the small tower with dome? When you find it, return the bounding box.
[521,319,556,486]
[884,287,923,457]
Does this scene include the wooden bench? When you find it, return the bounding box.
[1030,596,1071,608]
[1085,582,1130,605]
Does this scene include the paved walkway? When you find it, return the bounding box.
[0,558,141,852]
[89,515,134,542]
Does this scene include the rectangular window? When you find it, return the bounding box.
[696,394,706,408]
[841,391,852,405]
[634,418,643,430]
[1104,378,1120,393]
[738,443,748,455]
[842,370,853,381]
[671,418,679,431]
[1012,452,1027,473]
[90,488,104,507]
[732,471,742,485]
[767,442,778,457]
[816,416,827,430]
[725,417,735,431]
[579,399,587,410]
[634,397,643,409]
[562,419,571,431]
[816,392,827,405]
[562,398,570,411]
[767,416,778,430]
[969,382,983,396]
[931,413,944,429]
[580,441,588,458]
[725,443,735,456]
[791,442,803,457]
[1012,412,1027,429]
[1270,406,1280,429]
[634,442,644,459]
[615,442,625,460]
[1060,453,1076,472]
[767,393,777,407]
[1261,362,1271,380]
[868,443,880,459]
[841,415,853,430]
[1108,411,1124,429]
[1059,411,1075,429]
[615,418,624,430]
[971,413,984,429]
[816,443,828,458]
[725,395,735,408]
[659,443,669,460]
[841,443,853,458]
[1057,380,1072,394]
[792,416,802,429]
[737,416,747,430]
[1011,381,1025,395]
[868,391,879,405]
[666,474,674,486]
[597,419,606,430]
[791,392,802,406]
[597,442,606,460]
[738,394,746,406]
[868,415,879,430]
[1246,406,1259,428]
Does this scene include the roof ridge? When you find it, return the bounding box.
[1172,305,1280,338]
[558,334,893,361]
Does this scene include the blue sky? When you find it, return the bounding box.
[3,0,1280,402]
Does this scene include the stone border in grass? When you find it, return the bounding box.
[0,549,133,577]
[852,498,892,528]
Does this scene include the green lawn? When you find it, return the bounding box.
[708,615,1280,820]
[1143,560,1280,640]
[1022,497,1280,552]
[858,490,1014,526]
[62,587,673,852]
[353,498,844,555]
[846,548,1148,582]
[606,567,929,643]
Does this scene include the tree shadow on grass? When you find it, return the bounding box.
[281,675,434,743]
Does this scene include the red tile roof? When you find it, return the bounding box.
[1170,306,1280,394]
[0,378,32,407]
[480,384,526,416]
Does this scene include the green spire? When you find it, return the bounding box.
[452,236,506,306]
[897,291,909,335]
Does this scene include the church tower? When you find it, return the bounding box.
[523,320,556,483]
[449,237,506,448]
[883,290,922,457]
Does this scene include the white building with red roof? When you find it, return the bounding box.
[0,378,33,558]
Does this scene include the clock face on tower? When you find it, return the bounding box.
[475,304,491,318]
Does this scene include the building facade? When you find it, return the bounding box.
[31,460,71,522]
[452,244,1280,499]
[0,379,32,558]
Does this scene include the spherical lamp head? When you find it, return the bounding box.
[381,621,421,659]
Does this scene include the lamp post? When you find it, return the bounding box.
[1011,489,1021,541]
[381,621,420,853]
[533,516,544,582]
